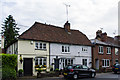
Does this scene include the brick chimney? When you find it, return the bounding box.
[101,32,107,42]
[96,30,102,40]
[64,21,70,32]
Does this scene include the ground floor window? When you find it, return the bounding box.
[35,57,47,66]
[102,59,110,67]
[82,59,87,66]
[60,58,73,68]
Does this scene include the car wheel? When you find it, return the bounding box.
[73,74,78,79]
[91,72,95,78]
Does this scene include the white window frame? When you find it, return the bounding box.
[61,58,73,68]
[82,47,88,53]
[115,59,118,64]
[98,46,104,54]
[106,47,111,54]
[82,59,87,66]
[35,57,47,66]
[102,59,110,67]
[35,42,46,50]
[115,48,118,55]
[62,45,70,53]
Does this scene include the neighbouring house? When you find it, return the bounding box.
[5,21,92,76]
[91,30,120,72]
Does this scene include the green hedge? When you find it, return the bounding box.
[2,54,17,68]
[2,66,16,80]
[2,54,17,80]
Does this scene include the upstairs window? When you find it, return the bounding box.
[98,46,103,54]
[62,45,70,53]
[115,48,118,55]
[107,47,111,54]
[35,42,46,50]
[82,47,88,53]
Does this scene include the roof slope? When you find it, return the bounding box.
[19,22,92,46]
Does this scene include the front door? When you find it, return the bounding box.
[23,58,33,76]
[54,59,59,70]
[95,59,99,69]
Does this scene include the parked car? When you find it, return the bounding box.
[62,64,96,79]
[112,64,120,74]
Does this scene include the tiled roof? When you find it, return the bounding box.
[19,22,92,46]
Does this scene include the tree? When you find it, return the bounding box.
[1,15,19,48]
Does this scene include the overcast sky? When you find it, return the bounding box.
[0,0,119,39]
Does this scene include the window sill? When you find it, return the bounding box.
[61,52,70,54]
[102,66,110,68]
[98,53,104,54]
[35,49,47,51]
[106,53,111,55]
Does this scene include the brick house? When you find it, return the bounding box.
[91,30,120,72]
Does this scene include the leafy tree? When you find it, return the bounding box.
[1,15,19,48]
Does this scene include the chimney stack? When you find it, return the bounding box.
[64,21,70,32]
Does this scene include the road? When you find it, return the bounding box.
[17,72,120,80]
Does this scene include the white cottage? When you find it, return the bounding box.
[5,21,92,76]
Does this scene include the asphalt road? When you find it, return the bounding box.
[17,72,120,80]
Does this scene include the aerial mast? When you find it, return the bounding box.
[64,3,70,21]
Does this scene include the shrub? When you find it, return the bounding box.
[2,54,17,68]
[2,66,16,80]
[55,68,59,72]
[18,69,23,73]
[2,54,17,79]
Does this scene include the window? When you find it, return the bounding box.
[35,57,47,66]
[115,48,118,55]
[82,47,88,53]
[115,59,118,64]
[107,47,111,54]
[61,58,73,68]
[82,59,87,66]
[62,45,70,53]
[102,59,110,67]
[98,46,103,54]
[35,42,46,50]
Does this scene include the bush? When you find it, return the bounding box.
[2,54,17,68]
[2,54,17,79]
[55,68,59,72]
[2,66,16,80]
[18,69,23,73]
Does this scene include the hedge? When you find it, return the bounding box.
[2,66,16,80]
[2,54,17,68]
[1,54,17,80]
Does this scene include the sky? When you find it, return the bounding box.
[0,0,119,40]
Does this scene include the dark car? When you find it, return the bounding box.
[112,64,120,73]
[63,64,96,79]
